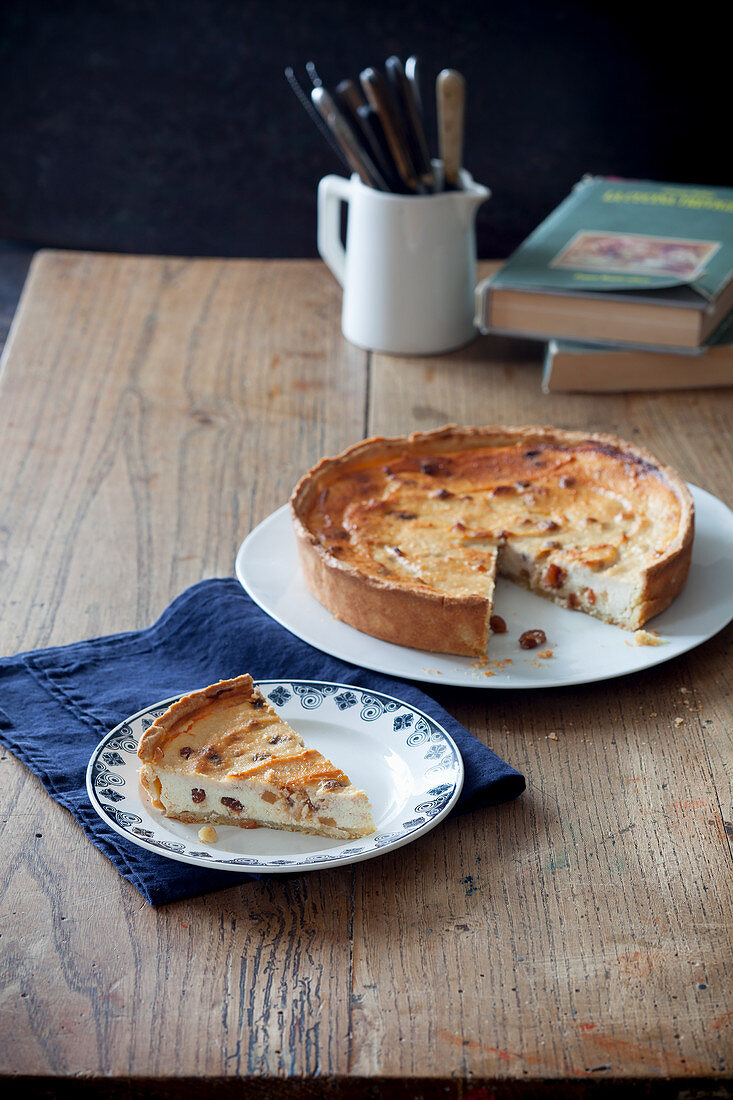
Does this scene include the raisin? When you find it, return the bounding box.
[251,697,265,709]
[543,563,567,589]
[584,587,597,605]
[539,519,560,532]
[514,481,531,490]
[567,593,580,609]
[191,788,205,803]
[205,749,221,764]
[395,511,417,520]
[268,735,282,745]
[519,630,547,650]
[524,450,541,457]
[451,521,466,533]
[490,615,508,634]
[420,459,441,475]
[179,746,193,759]
[430,488,453,500]
[490,484,514,496]
[221,797,243,812]
[323,779,346,790]
[251,752,270,762]
[391,545,405,557]
[559,475,576,489]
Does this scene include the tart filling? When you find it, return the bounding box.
[137,675,375,840]
[290,426,694,656]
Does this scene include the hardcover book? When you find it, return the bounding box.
[476,177,733,349]
[542,313,733,393]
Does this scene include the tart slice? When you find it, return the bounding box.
[138,675,375,840]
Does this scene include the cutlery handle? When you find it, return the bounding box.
[360,67,419,193]
[386,55,434,191]
[335,78,367,122]
[357,104,405,193]
[336,80,402,191]
[405,56,423,118]
[312,87,388,189]
[436,68,466,189]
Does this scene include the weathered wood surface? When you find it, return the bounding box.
[0,253,730,1094]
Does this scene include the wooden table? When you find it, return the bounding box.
[1,252,731,1098]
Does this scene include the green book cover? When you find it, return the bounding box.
[491,177,733,303]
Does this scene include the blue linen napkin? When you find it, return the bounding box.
[0,578,524,906]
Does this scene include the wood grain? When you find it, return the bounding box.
[0,254,731,1093]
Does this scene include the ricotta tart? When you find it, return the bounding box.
[290,425,694,657]
[138,675,375,840]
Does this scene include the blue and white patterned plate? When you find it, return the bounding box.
[86,680,464,873]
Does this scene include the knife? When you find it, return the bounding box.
[360,66,421,193]
[356,104,405,192]
[385,55,434,191]
[405,56,423,119]
[311,86,389,190]
[335,78,404,193]
[436,68,466,190]
[334,80,401,191]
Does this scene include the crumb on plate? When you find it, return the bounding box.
[634,629,667,647]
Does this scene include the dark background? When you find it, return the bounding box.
[0,0,729,261]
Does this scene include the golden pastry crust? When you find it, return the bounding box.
[290,425,694,657]
[137,675,260,763]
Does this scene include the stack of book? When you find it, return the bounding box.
[475,177,733,393]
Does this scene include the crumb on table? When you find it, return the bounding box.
[198,825,218,843]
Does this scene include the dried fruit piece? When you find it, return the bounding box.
[221,796,243,812]
[519,629,547,650]
[543,563,567,589]
[490,615,508,634]
[191,788,205,804]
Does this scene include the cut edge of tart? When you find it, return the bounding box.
[289,425,694,657]
[137,675,376,840]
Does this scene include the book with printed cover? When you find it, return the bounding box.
[476,177,733,349]
[542,313,733,393]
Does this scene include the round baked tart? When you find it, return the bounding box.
[290,425,694,657]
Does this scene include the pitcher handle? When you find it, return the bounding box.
[317,175,352,287]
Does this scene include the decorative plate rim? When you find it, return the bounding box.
[86,679,464,873]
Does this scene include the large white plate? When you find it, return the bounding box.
[235,486,733,689]
[86,681,463,873]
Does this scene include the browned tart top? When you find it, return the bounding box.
[291,426,693,597]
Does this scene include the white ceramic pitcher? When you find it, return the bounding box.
[317,167,490,355]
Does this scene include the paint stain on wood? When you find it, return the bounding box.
[578,1028,714,1074]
